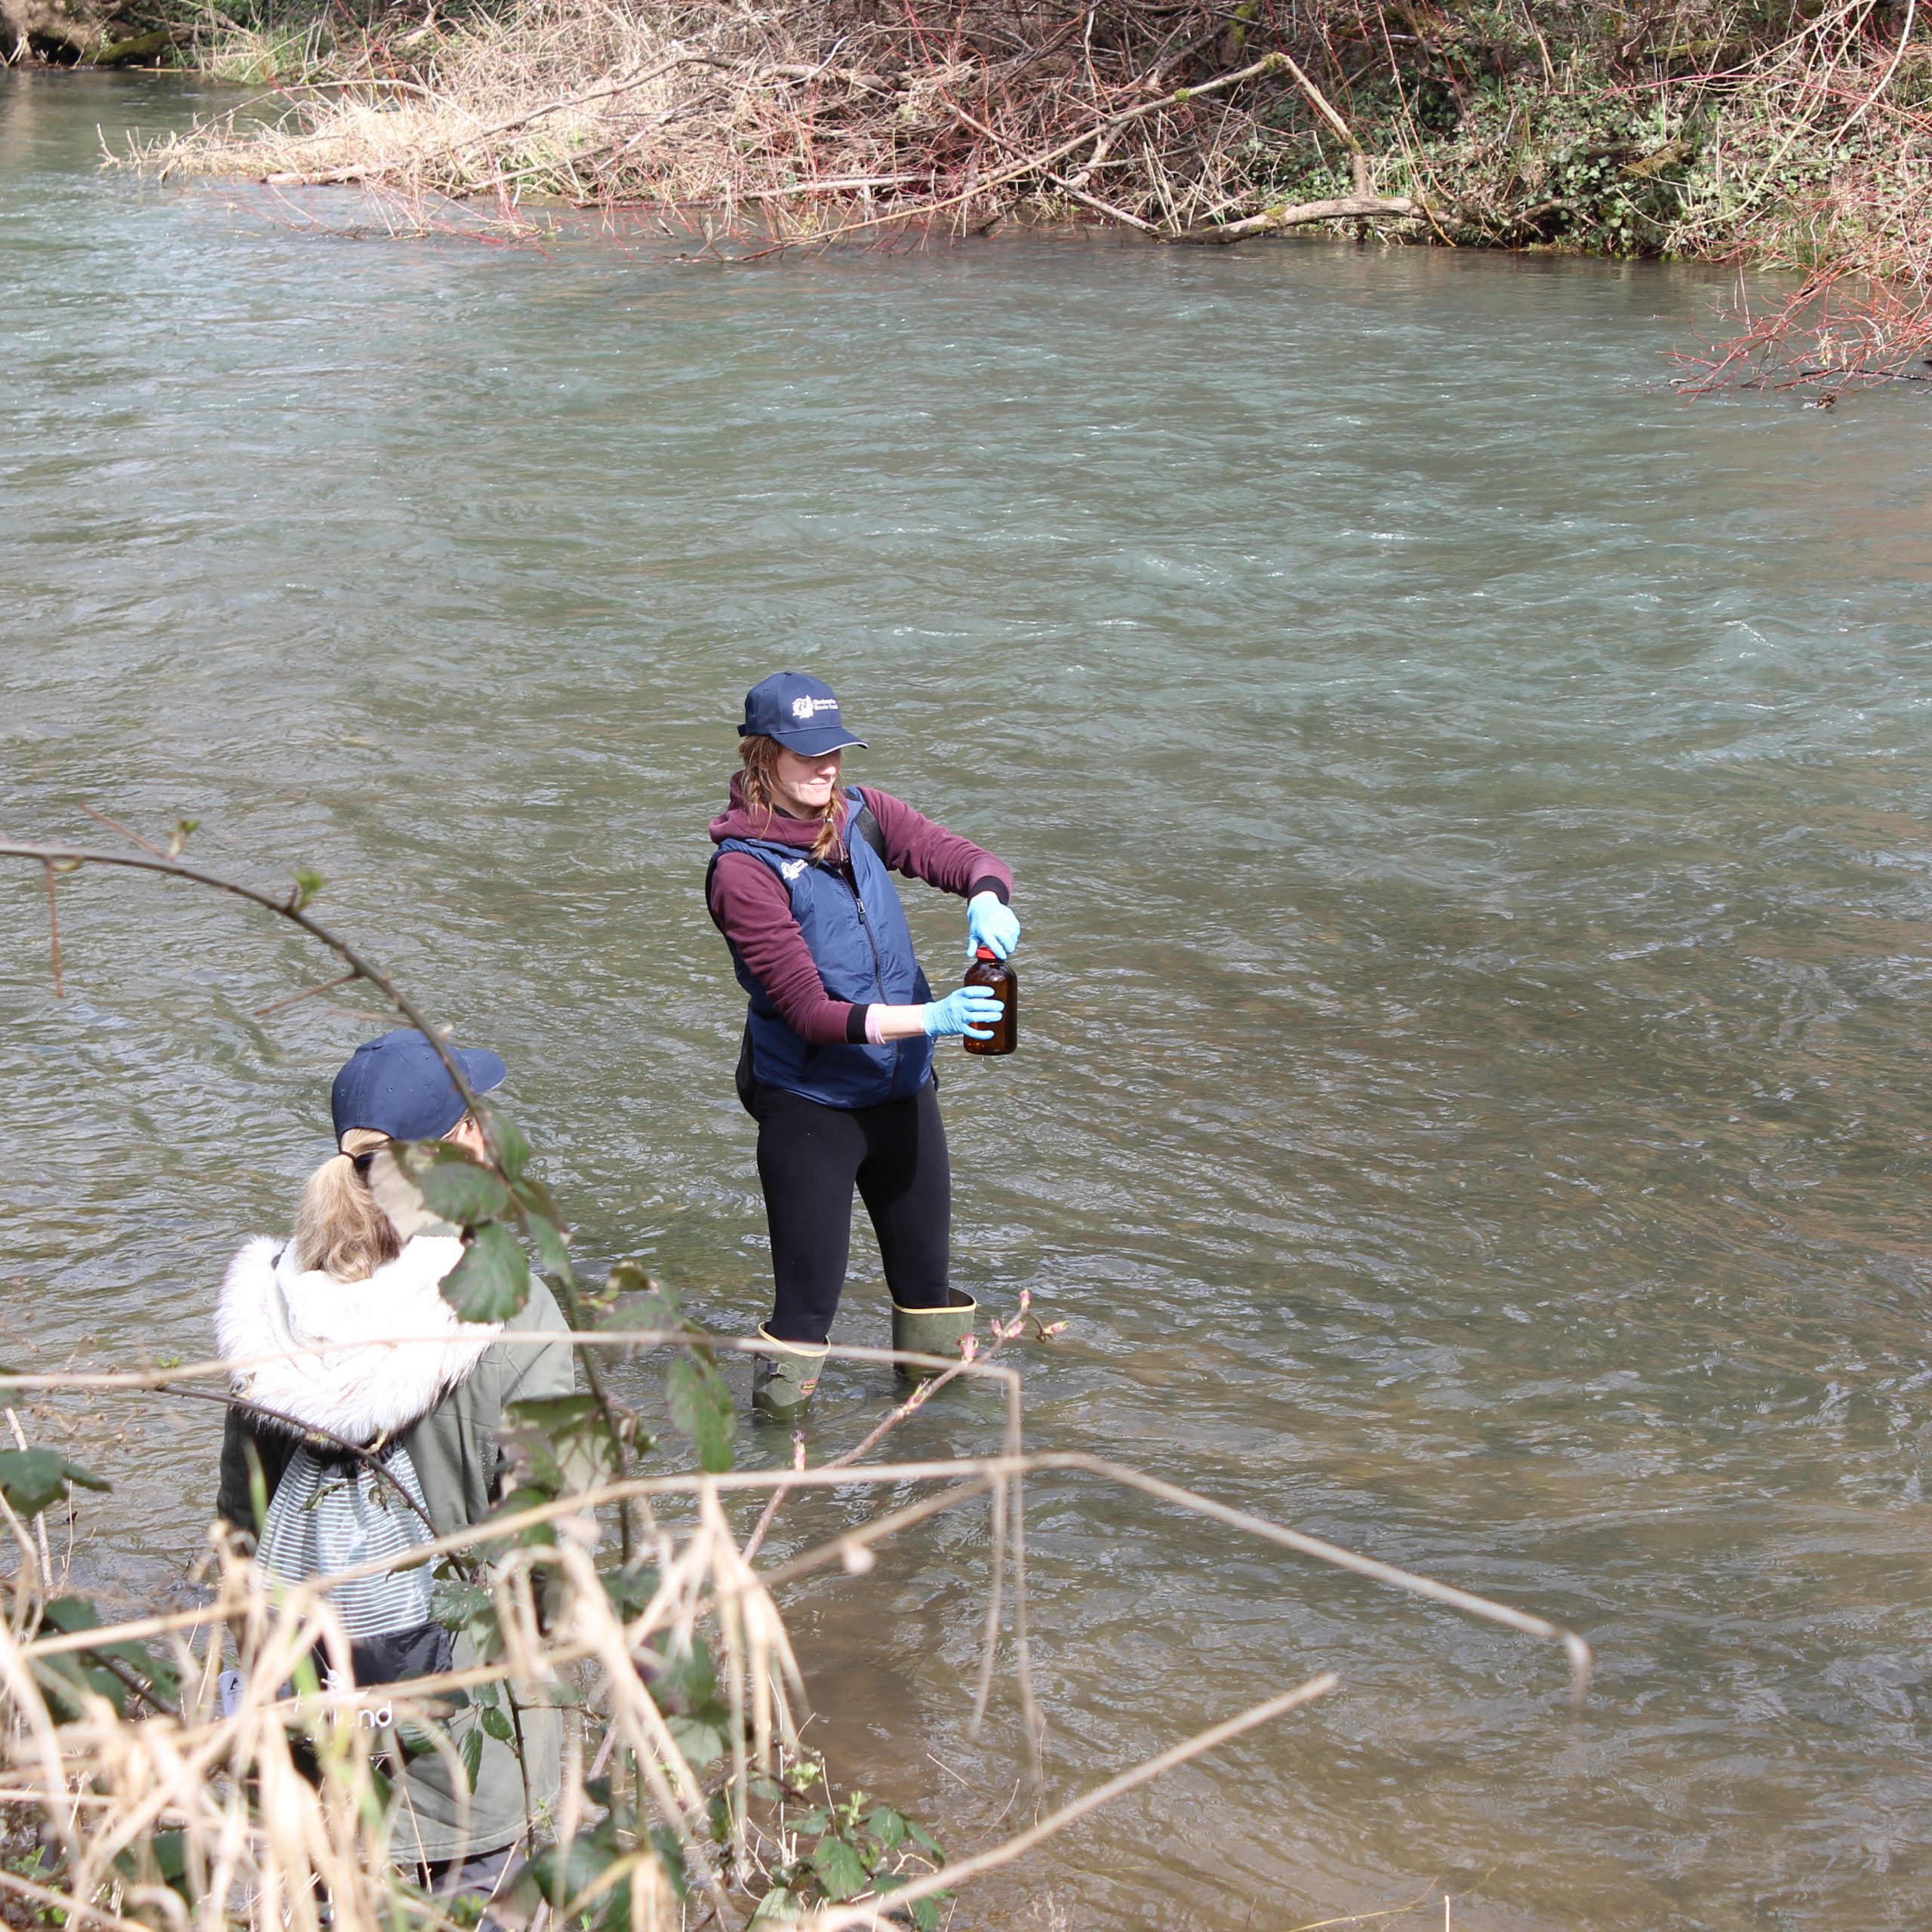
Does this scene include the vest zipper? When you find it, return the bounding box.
[842,858,904,1084]
[847,873,888,998]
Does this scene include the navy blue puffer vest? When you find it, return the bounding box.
[712,789,935,1108]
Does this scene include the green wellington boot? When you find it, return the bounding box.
[752,1326,828,1419]
[889,1291,979,1383]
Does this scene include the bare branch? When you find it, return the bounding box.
[0,839,496,1159]
[252,971,358,1016]
[76,804,167,859]
[802,1671,1340,1928]
[41,862,62,998]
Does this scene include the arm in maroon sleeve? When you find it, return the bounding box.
[708,852,872,1045]
[860,789,1014,904]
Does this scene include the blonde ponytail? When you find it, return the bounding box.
[292,1127,403,1281]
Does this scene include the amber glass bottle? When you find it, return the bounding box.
[962,946,1018,1057]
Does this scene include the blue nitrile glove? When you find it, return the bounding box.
[922,986,1004,1040]
[967,891,1021,960]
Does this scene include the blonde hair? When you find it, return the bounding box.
[292,1127,402,1282]
[740,732,846,866]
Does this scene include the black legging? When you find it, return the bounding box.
[755,1078,953,1344]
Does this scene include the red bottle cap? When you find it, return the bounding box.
[975,946,997,961]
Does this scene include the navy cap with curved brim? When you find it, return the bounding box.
[330,1029,506,1144]
[739,671,868,757]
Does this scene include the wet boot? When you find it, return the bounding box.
[889,1291,978,1383]
[752,1326,827,1419]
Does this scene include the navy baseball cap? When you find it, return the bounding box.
[738,672,868,757]
[330,1029,507,1144]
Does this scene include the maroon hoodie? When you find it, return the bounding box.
[707,775,1014,1048]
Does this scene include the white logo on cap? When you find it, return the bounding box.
[789,696,839,721]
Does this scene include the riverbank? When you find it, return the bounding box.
[38,0,1921,390]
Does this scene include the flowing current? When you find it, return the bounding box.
[5,70,1932,1932]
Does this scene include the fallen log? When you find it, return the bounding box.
[90,24,183,65]
[1164,191,1429,243]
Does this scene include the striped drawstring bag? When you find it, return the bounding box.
[258,1442,453,1687]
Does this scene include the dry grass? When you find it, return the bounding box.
[183,12,330,86]
[0,1331,1589,1932]
[125,0,1426,247]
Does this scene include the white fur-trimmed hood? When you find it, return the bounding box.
[217,1235,501,1444]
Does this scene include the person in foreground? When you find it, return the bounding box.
[214,1028,574,1898]
[706,670,1020,1417]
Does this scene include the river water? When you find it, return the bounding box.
[6,68,1932,1932]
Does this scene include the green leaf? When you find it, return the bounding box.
[873,1873,944,1929]
[601,1295,681,1335]
[488,1111,531,1183]
[747,1887,801,1926]
[872,1878,943,1932]
[31,1651,123,1719]
[906,1820,943,1857]
[524,1209,575,1287]
[479,1705,514,1745]
[790,1809,829,1837]
[501,1831,673,1930]
[459,1719,485,1792]
[811,1836,870,1903]
[394,1141,512,1226]
[40,1595,130,1653]
[652,1638,731,1768]
[509,1168,567,1225]
[650,1827,691,1906]
[866,1805,907,1851]
[494,1437,564,1506]
[290,868,325,912]
[431,1576,495,1633]
[665,1354,735,1473]
[608,1261,672,1308]
[600,1567,660,1618]
[440,1221,530,1322]
[665,1711,731,1770]
[0,1448,108,1518]
[654,1638,716,1712]
[37,1598,183,1709]
[502,1393,620,1496]
[481,1484,557,1554]
[363,1147,445,1239]
[394,1719,445,1761]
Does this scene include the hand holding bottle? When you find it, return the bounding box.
[967,891,1021,960]
[921,986,1004,1040]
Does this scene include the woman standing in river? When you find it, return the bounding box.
[706,672,1020,1417]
